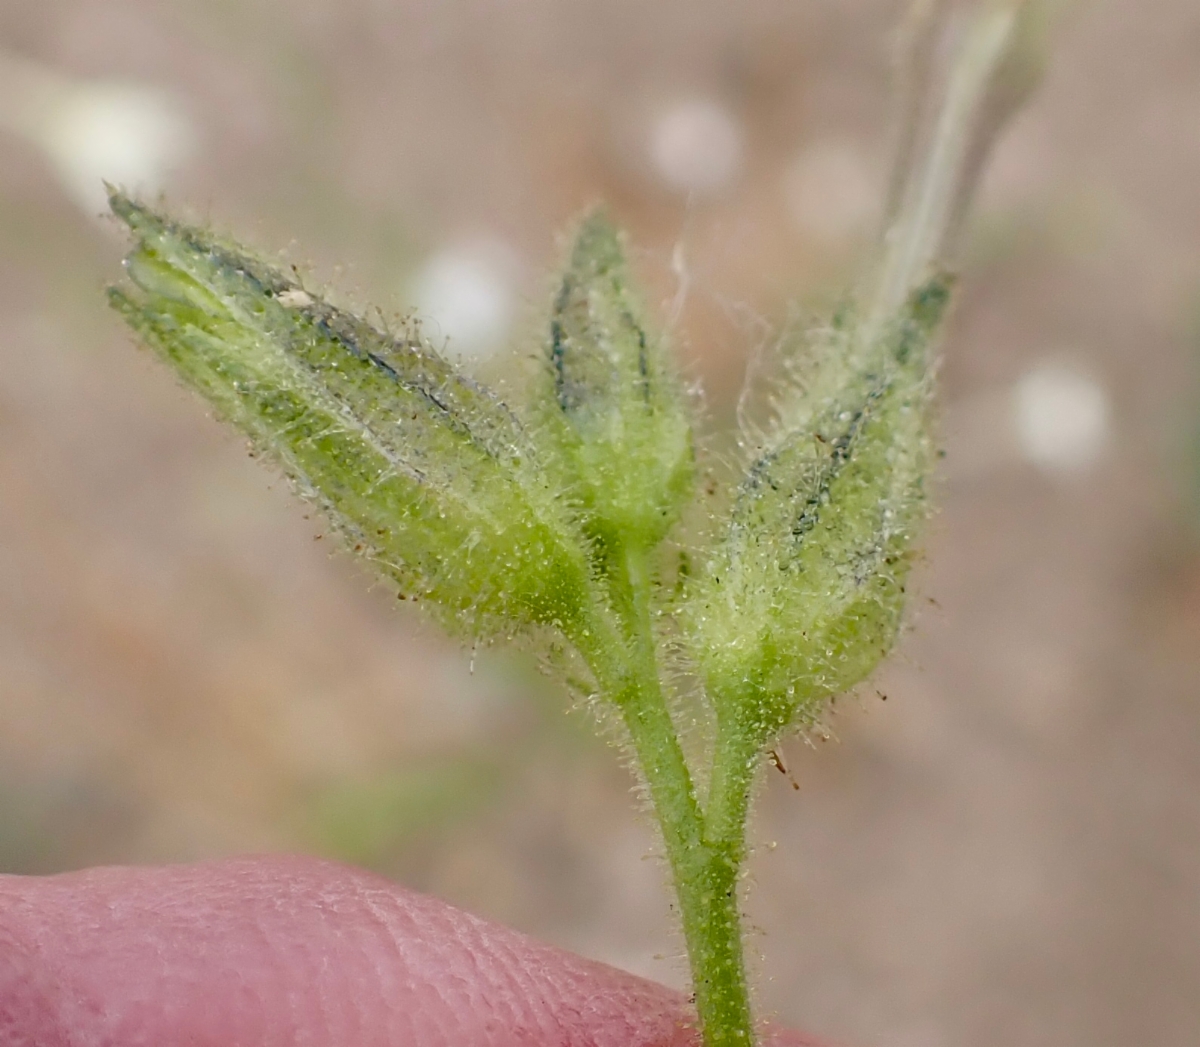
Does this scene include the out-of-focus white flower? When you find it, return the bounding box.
[0,51,196,217]
[783,138,877,243]
[649,98,743,196]
[941,359,1111,483]
[1012,360,1110,473]
[42,83,195,214]
[409,238,519,360]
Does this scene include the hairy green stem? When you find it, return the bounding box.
[571,542,758,1044]
[704,725,759,869]
[621,683,756,1046]
[600,545,757,1046]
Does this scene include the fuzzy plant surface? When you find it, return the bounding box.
[106,5,1051,1044]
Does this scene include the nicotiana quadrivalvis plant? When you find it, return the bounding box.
[106,4,1052,1044]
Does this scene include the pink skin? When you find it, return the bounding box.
[0,855,828,1047]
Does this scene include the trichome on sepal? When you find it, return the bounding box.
[684,279,950,750]
[537,208,695,556]
[108,189,604,641]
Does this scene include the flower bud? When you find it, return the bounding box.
[108,190,594,637]
[538,210,694,552]
[685,279,950,744]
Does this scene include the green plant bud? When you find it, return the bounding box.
[539,209,694,552]
[107,190,596,637]
[685,279,950,745]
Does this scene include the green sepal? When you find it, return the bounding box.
[685,279,951,746]
[108,190,598,639]
[537,209,694,554]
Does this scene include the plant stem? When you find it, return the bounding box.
[621,679,757,1045]
[599,545,757,1047]
[874,0,1039,323]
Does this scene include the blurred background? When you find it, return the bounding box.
[1,1,1199,1045]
